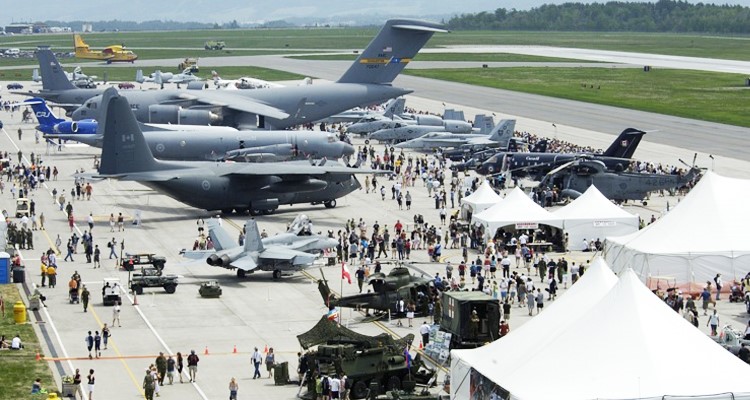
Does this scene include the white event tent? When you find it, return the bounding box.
[452,265,750,400]
[605,172,750,283]
[451,257,618,400]
[459,180,502,219]
[554,185,639,250]
[471,187,561,235]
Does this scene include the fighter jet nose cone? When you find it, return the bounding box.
[341,143,355,156]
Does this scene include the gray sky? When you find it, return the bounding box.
[4,0,750,26]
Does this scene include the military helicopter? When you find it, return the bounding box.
[318,261,437,316]
[539,154,703,205]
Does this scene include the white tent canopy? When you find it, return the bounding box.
[454,268,750,400]
[451,257,618,400]
[459,180,502,218]
[605,172,750,283]
[472,187,562,234]
[554,185,639,251]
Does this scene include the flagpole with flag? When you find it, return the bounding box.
[340,262,352,325]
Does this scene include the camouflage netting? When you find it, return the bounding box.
[298,316,414,351]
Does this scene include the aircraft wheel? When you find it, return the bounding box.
[386,375,401,391]
[262,209,275,215]
[351,380,369,399]
[221,208,234,215]
[249,209,262,216]
[273,270,281,279]
[237,269,246,278]
[324,200,336,209]
[642,201,648,206]
[390,146,395,153]
[364,139,370,145]
[235,208,249,215]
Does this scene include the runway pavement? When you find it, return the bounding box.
[0,64,748,399]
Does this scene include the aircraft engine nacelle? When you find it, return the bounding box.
[206,254,221,266]
[148,105,221,125]
[53,121,76,134]
[267,178,328,193]
[415,115,443,126]
[443,120,473,133]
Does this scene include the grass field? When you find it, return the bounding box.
[288,52,595,63]
[0,65,308,82]
[1,29,749,60]
[405,67,750,127]
[0,284,57,398]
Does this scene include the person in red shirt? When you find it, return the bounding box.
[499,320,510,337]
[394,220,403,235]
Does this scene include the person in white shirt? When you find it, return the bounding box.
[330,375,341,399]
[419,322,431,345]
[11,334,22,350]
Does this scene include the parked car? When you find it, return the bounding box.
[6,83,23,90]
[118,82,135,89]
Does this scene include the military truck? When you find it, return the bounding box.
[121,253,166,271]
[178,57,199,72]
[129,260,178,295]
[440,291,500,349]
[298,317,435,399]
[204,40,225,50]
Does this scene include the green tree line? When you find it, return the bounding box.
[447,0,750,33]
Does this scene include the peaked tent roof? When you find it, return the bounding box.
[460,180,502,214]
[554,185,638,222]
[472,187,562,232]
[487,269,750,399]
[452,258,618,390]
[605,172,750,281]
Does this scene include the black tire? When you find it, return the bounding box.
[261,209,275,215]
[221,208,234,215]
[132,285,143,295]
[386,375,401,391]
[237,269,246,278]
[249,209,262,216]
[164,284,176,294]
[364,139,370,145]
[351,380,368,399]
[324,200,336,209]
[272,270,281,279]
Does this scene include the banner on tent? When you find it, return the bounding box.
[593,220,616,227]
[515,222,538,230]
[469,367,509,400]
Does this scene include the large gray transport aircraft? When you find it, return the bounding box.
[91,88,379,214]
[30,19,447,129]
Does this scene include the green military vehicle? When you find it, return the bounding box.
[298,317,435,399]
[121,253,166,271]
[129,259,178,295]
[204,40,226,50]
[440,291,500,349]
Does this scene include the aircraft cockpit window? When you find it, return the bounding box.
[487,155,499,163]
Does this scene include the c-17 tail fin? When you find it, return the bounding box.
[243,220,264,253]
[36,47,76,91]
[602,128,647,159]
[337,19,447,85]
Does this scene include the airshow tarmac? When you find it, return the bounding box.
[1,47,749,399]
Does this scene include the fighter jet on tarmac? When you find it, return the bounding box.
[395,119,516,151]
[29,19,447,129]
[89,87,379,214]
[181,216,337,279]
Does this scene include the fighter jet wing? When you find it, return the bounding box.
[179,91,290,120]
[230,255,258,272]
[259,247,316,265]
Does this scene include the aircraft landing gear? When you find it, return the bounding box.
[221,208,234,215]
[272,270,281,279]
[249,209,262,216]
[324,200,336,209]
[237,269,246,278]
[261,209,275,215]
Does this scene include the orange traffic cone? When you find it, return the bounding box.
[419,340,423,350]
[132,293,139,306]
[204,346,209,355]
[233,345,237,354]
[263,344,268,354]
[36,352,41,361]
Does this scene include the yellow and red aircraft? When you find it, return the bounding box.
[74,34,138,63]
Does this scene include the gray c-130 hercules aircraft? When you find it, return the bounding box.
[54,19,447,129]
[90,87,384,214]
